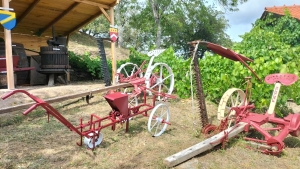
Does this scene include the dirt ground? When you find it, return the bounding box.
[1,81,300,169]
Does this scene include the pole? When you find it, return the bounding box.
[2,0,14,89]
[110,6,116,85]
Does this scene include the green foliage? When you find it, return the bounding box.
[70,12,300,117]
[122,13,300,117]
[117,0,232,53]
[68,49,141,80]
[81,16,110,37]
[198,14,300,116]
[69,51,103,79]
[125,47,193,99]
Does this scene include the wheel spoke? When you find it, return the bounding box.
[145,63,174,96]
[161,74,173,82]
[235,92,240,106]
[160,65,164,78]
[162,84,169,90]
[217,88,246,127]
[148,103,170,136]
[130,67,136,76]
[155,122,162,134]
[150,120,159,130]
[123,68,129,77]
[116,63,142,83]
[150,81,160,89]
[159,111,167,119]
[230,95,234,106]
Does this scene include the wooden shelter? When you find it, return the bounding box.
[1,0,120,89]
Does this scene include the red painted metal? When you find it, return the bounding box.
[204,73,300,155]
[117,61,147,83]
[105,92,129,119]
[0,56,35,73]
[198,41,262,82]
[1,76,175,149]
[0,56,19,68]
[265,73,298,86]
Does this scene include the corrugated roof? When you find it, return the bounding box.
[265,4,300,20]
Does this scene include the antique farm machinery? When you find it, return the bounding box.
[164,41,300,167]
[1,49,175,149]
[115,49,174,95]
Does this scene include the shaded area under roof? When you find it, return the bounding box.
[0,0,119,51]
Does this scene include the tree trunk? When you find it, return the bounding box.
[156,19,162,48]
[149,0,161,48]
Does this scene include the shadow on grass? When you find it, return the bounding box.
[284,137,300,148]
[0,108,45,127]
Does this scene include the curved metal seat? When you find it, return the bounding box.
[265,73,298,86]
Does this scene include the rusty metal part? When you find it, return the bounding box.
[188,40,209,127]
[201,124,217,136]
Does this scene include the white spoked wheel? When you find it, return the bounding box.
[115,62,143,83]
[127,93,138,108]
[217,88,246,127]
[83,132,103,149]
[147,103,170,137]
[145,63,174,98]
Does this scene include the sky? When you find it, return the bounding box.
[224,0,299,42]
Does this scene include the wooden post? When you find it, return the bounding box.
[163,122,247,167]
[110,6,116,85]
[3,0,14,89]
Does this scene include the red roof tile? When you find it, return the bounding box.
[265,4,300,20]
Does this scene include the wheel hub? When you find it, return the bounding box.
[156,117,163,123]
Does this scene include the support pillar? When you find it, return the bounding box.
[110,6,116,85]
[3,0,14,89]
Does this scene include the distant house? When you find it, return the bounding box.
[260,4,300,21]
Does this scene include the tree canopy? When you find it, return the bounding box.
[81,0,250,56]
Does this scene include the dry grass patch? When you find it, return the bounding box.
[1,82,300,169]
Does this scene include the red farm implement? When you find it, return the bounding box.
[1,49,175,149]
[164,41,300,167]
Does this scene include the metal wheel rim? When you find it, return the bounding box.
[83,132,103,149]
[147,103,170,137]
[115,62,143,83]
[217,88,246,127]
[145,63,174,96]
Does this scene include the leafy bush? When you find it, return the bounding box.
[69,13,300,117]
[69,51,102,79]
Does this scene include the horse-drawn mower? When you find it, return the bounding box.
[164,41,300,167]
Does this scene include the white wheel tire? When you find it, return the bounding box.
[144,63,174,95]
[217,88,246,120]
[115,62,143,83]
[147,103,170,137]
[83,132,103,149]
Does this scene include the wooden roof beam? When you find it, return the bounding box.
[99,7,111,23]
[17,0,40,25]
[67,10,102,35]
[36,2,80,36]
[73,0,111,9]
